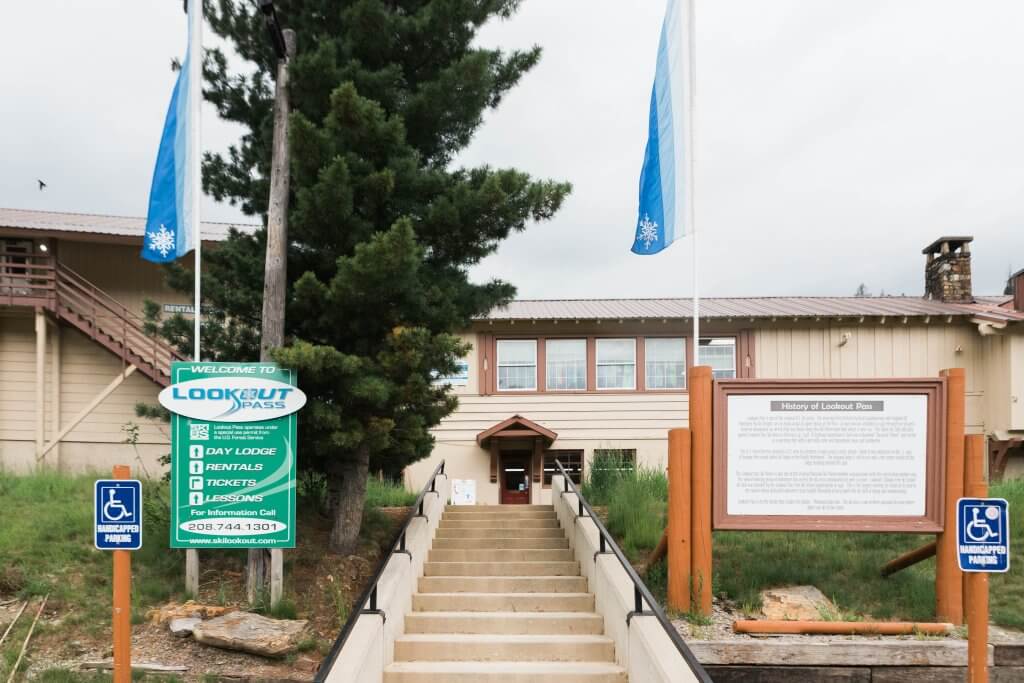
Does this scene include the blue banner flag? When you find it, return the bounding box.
[632,0,693,255]
[142,3,201,263]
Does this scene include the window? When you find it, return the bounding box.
[596,338,636,389]
[544,450,583,485]
[699,337,737,379]
[645,338,686,389]
[546,339,587,390]
[497,340,537,391]
[591,449,637,473]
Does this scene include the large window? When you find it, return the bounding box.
[699,337,737,379]
[645,337,686,389]
[544,450,583,485]
[596,338,636,390]
[546,339,587,390]
[497,339,537,391]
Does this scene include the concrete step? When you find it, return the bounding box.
[393,634,616,663]
[424,561,580,577]
[443,511,557,520]
[419,576,588,594]
[435,527,566,539]
[439,519,561,529]
[404,611,605,636]
[383,661,627,683]
[413,592,595,613]
[446,505,554,511]
[431,537,569,550]
[429,549,574,563]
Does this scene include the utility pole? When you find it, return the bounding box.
[248,0,296,607]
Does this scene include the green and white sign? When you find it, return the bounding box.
[162,362,304,549]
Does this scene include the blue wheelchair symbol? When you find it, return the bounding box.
[94,480,142,550]
[962,504,1002,544]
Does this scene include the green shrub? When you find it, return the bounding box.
[582,451,637,505]
[604,466,668,559]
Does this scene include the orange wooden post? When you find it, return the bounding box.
[689,366,713,616]
[936,368,965,624]
[964,434,989,683]
[667,428,692,612]
[112,465,132,683]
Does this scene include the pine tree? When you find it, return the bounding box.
[156,0,571,553]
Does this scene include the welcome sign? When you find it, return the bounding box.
[163,362,303,548]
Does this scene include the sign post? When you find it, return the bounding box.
[161,362,304,606]
[94,465,142,683]
[959,434,1008,683]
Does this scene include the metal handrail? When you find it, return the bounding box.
[316,460,447,681]
[554,459,711,682]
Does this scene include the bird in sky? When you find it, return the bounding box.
[171,57,181,72]
[37,179,46,191]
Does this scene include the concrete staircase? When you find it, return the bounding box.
[384,504,627,683]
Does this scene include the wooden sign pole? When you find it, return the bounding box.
[689,366,713,616]
[667,428,692,612]
[937,368,965,624]
[964,434,989,683]
[111,465,132,683]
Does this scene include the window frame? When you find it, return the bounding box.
[595,337,637,391]
[543,449,584,487]
[698,336,738,380]
[496,338,538,392]
[544,338,588,392]
[644,337,687,391]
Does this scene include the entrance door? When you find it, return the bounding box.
[499,452,531,505]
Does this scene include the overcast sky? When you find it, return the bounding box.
[3,1,1022,300]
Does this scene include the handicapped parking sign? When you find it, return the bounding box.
[94,480,143,550]
[957,498,1009,573]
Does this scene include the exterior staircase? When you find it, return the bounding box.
[384,504,627,683]
[0,249,183,386]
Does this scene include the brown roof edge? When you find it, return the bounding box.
[922,235,973,254]
[476,414,558,447]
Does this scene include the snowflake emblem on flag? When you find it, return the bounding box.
[637,214,659,250]
[147,224,176,258]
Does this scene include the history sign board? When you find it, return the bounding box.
[161,362,305,548]
[713,379,946,532]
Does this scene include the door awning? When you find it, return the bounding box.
[476,414,557,448]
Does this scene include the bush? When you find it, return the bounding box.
[581,454,668,561]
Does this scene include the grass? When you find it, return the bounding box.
[583,452,668,560]
[364,476,417,508]
[580,461,1024,628]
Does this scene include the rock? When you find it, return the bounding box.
[169,617,202,637]
[148,600,234,625]
[192,611,308,658]
[760,585,836,621]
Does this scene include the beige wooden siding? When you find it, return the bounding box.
[0,312,55,442]
[58,241,190,317]
[434,392,689,444]
[755,323,987,431]
[60,326,167,444]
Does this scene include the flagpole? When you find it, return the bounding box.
[190,0,203,361]
[688,0,699,363]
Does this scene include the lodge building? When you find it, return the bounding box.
[1,209,1022,498]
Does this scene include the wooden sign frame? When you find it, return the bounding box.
[712,378,947,533]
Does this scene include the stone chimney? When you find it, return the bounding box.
[923,236,973,303]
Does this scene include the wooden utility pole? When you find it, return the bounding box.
[248,25,296,608]
[689,366,713,616]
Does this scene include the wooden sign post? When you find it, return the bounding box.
[110,465,133,683]
[964,434,989,683]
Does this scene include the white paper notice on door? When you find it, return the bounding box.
[726,394,928,517]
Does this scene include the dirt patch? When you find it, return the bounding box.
[11,507,408,681]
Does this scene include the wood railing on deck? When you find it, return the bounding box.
[0,251,185,385]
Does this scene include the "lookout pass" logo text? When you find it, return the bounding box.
[158,376,306,422]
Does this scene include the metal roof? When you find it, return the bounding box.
[483,296,1024,323]
[0,208,258,242]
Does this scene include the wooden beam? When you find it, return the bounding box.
[34,308,46,460]
[37,365,138,460]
